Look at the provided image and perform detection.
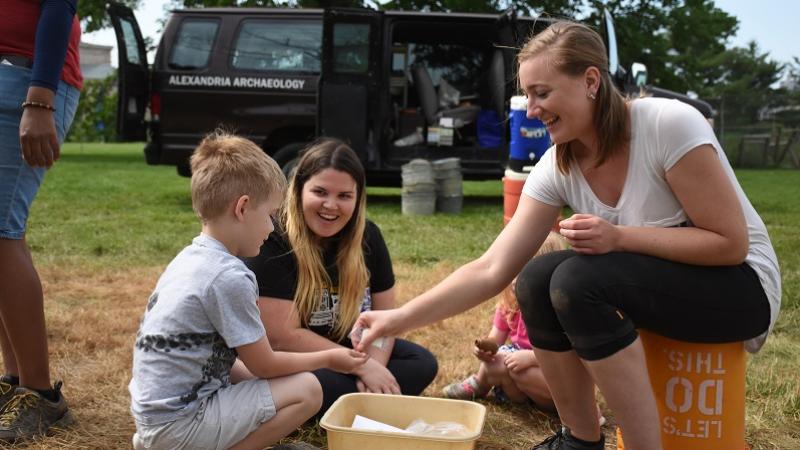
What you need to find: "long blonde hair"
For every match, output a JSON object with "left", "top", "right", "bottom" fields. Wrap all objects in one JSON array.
[
  {"left": 500, "top": 232, "right": 567, "bottom": 323},
  {"left": 517, "top": 21, "right": 630, "bottom": 175},
  {"left": 281, "top": 138, "right": 368, "bottom": 341}
]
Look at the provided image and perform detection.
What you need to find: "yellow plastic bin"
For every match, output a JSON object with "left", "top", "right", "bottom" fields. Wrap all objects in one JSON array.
[{"left": 320, "top": 393, "right": 486, "bottom": 450}]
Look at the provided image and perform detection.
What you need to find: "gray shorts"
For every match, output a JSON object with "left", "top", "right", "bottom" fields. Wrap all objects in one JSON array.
[{"left": 133, "top": 379, "right": 276, "bottom": 450}]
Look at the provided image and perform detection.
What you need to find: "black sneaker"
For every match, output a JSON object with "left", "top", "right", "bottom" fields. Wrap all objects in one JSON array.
[
  {"left": 0, "top": 376, "right": 17, "bottom": 412},
  {"left": 0, "top": 381, "right": 74, "bottom": 442},
  {"left": 531, "top": 426, "right": 605, "bottom": 450}
]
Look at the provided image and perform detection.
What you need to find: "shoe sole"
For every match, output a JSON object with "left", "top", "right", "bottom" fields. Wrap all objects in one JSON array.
[{"left": 0, "top": 410, "right": 75, "bottom": 443}]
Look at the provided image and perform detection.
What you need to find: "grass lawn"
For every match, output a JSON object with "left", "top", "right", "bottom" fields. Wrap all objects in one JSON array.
[{"left": 6, "top": 142, "right": 798, "bottom": 449}]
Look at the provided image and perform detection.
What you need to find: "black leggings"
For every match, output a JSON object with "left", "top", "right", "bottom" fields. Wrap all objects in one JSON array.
[
  {"left": 516, "top": 250, "right": 770, "bottom": 361},
  {"left": 312, "top": 338, "right": 438, "bottom": 417}
]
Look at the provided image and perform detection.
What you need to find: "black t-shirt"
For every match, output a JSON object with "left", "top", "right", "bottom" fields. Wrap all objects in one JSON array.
[{"left": 244, "top": 220, "right": 395, "bottom": 341}]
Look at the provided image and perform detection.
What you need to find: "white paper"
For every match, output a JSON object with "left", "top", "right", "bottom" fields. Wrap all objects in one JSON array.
[
  {"left": 351, "top": 415, "right": 410, "bottom": 433},
  {"left": 361, "top": 328, "right": 385, "bottom": 349}
]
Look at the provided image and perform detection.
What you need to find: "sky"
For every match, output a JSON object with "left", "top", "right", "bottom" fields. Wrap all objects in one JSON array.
[{"left": 84, "top": 0, "right": 798, "bottom": 70}]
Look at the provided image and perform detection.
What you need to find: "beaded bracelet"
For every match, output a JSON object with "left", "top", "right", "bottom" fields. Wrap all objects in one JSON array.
[{"left": 21, "top": 101, "right": 56, "bottom": 112}]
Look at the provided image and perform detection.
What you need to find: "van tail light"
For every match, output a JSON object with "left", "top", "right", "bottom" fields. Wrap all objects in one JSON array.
[{"left": 150, "top": 92, "right": 161, "bottom": 120}]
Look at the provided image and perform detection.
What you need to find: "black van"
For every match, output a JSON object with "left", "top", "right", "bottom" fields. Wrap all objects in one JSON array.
[{"left": 108, "top": 4, "right": 713, "bottom": 183}]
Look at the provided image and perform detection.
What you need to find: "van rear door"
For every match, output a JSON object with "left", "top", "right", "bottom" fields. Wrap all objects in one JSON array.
[
  {"left": 107, "top": 2, "right": 149, "bottom": 141},
  {"left": 319, "top": 8, "right": 383, "bottom": 164}
]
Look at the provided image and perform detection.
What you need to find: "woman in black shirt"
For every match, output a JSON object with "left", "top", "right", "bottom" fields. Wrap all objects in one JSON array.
[{"left": 245, "top": 139, "right": 437, "bottom": 416}]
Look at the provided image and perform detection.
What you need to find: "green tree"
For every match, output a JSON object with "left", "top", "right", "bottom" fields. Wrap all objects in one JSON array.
[
  {"left": 708, "top": 42, "right": 784, "bottom": 125},
  {"left": 79, "top": 0, "right": 140, "bottom": 33},
  {"left": 67, "top": 73, "right": 118, "bottom": 142},
  {"left": 379, "top": 0, "right": 584, "bottom": 17},
  {"left": 583, "top": 0, "right": 739, "bottom": 94}
]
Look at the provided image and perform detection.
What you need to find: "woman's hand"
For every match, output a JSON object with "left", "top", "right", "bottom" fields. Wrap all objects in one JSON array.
[
  {"left": 325, "top": 348, "right": 369, "bottom": 374},
  {"left": 503, "top": 350, "right": 538, "bottom": 373},
  {"left": 351, "top": 309, "right": 405, "bottom": 352},
  {"left": 558, "top": 214, "right": 621, "bottom": 254},
  {"left": 354, "top": 359, "right": 401, "bottom": 394},
  {"left": 19, "top": 104, "right": 59, "bottom": 168},
  {"left": 20, "top": 87, "right": 60, "bottom": 168}
]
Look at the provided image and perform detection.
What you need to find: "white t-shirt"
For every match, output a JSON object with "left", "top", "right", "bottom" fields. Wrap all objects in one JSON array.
[{"left": 523, "top": 97, "right": 780, "bottom": 353}]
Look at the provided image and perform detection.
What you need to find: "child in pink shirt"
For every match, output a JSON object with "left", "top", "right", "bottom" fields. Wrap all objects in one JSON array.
[{"left": 443, "top": 232, "right": 605, "bottom": 425}]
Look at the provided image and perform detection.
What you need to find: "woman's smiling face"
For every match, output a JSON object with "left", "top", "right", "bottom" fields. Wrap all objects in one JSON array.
[
  {"left": 518, "top": 54, "right": 597, "bottom": 146},
  {"left": 301, "top": 168, "right": 358, "bottom": 239}
]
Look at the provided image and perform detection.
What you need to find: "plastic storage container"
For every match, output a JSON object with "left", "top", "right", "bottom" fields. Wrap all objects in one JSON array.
[
  {"left": 321, "top": 393, "right": 486, "bottom": 450},
  {"left": 509, "top": 95, "right": 551, "bottom": 172}
]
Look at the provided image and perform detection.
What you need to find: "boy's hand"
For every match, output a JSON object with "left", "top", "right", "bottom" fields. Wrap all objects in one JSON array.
[{"left": 327, "top": 348, "right": 369, "bottom": 374}]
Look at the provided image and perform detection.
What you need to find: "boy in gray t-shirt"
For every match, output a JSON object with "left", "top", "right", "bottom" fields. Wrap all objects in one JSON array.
[{"left": 130, "top": 132, "right": 368, "bottom": 450}]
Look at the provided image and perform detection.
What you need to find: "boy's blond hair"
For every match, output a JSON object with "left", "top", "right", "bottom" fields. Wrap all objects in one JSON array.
[
  {"left": 500, "top": 231, "right": 568, "bottom": 322},
  {"left": 190, "top": 130, "right": 285, "bottom": 220}
]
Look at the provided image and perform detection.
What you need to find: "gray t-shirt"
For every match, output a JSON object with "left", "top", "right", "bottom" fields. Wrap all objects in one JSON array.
[{"left": 129, "top": 234, "right": 266, "bottom": 425}]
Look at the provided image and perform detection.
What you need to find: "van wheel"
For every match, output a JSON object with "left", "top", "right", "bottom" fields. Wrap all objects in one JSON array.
[
  {"left": 176, "top": 163, "right": 191, "bottom": 177},
  {"left": 273, "top": 143, "right": 305, "bottom": 180}
]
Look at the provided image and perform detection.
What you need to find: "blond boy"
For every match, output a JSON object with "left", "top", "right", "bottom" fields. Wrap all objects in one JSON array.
[{"left": 129, "top": 132, "right": 367, "bottom": 450}]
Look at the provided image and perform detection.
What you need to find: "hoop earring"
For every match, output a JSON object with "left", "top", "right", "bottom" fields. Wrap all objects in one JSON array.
[{"left": 587, "top": 92, "right": 596, "bottom": 100}]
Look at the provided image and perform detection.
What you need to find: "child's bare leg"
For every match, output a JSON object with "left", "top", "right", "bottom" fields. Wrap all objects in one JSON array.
[
  {"left": 473, "top": 359, "right": 499, "bottom": 389},
  {"left": 229, "top": 372, "right": 322, "bottom": 450},
  {"left": 230, "top": 359, "right": 255, "bottom": 383},
  {"left": 508, "top": 366, "right": 555, "bottom": 410},
  {"left": 481, "top": 355, "right": 530, "bottom": 403}
]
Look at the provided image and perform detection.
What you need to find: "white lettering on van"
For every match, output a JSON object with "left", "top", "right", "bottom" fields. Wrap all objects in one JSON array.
[
  {"left": 232, "top": 77, "right": 306, "bottom": 90},
  {"left": 168, "top": 75, "right": 306, "bottom": 90}
]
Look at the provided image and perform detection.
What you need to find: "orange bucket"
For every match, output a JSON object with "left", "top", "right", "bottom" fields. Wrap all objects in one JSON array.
[
  {"left": 616, "top": 330, "right": 748, "bottom": 450},
  {"left": 502, "top": 173, "right": 526, "bottom": 225}
]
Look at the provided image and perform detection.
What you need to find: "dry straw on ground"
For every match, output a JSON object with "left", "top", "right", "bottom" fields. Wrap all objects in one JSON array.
[{"left": 0, "top": 262, "right": 620, "bottom": 449}]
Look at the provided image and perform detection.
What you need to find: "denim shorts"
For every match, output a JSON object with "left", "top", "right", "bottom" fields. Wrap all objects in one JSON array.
[{"left": 0, "top": 64, "right": 80, "bottom": 239}]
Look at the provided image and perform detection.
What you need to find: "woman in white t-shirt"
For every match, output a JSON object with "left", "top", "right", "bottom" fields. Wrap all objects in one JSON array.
[{"left": 351, "top": 21, "right": 780, "bottom": 450}]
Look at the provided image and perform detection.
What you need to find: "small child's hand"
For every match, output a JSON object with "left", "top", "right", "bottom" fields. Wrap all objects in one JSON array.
[
  {"left": 328, "top": 348, "right": 369, "bottom": 374},
  {"left": 472, "top": 346, "right": 496, "bottom": 363},
  {"left": 503, "top": 350, "right": 537, "bottom": 373}
]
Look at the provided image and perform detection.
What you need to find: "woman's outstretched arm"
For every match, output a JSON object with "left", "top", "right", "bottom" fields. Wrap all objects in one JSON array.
[{"left": 354, "top": 197, "right": 560, "bottom": 350}]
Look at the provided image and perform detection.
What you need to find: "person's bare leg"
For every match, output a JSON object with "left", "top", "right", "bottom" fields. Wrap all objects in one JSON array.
[
  {"left": 508, "top": 365, "right": 555, "bottom": 410},
  {"left": 475, "top": 357, "right": 505, "bottom": 388},
  {"left": 0, "top": 238, "right": 50, "bottom": 390},
  {"left": 230, "top": 359, "right": 255, "bottom": 383},
  {"left": 584, "top": 338, "right": 662, "bottom": 450},
  {"left": 0, "top": 320, "right": 19, "bottom": 378},
  {"left": 533, "top": 348, "right": 599, "bottom": 442},
  {"left": 480, "top": 355, "right": 530, "bottom": 403},
  {"left": 229, "top": 372, "right": 322, "bottom": 450}
]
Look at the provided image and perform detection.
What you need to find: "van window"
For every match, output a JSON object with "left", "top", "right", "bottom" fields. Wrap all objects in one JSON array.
[
  {"left": 169, "top": 19, "right": 219, "bottom": 70},
  {"left": 332, "top": 23, "right": 369, "bottom": 74},
  {"left": 119, "top": 18, "right": 141, "bottom": 65},
  {"left": 232, "top": 20, "right": 322, "bottom": 73}
]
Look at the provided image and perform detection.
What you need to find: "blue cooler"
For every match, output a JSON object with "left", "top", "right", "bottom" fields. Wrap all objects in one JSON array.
[{"left": 508, "top": 95, "right": 551, "bottom": 172}]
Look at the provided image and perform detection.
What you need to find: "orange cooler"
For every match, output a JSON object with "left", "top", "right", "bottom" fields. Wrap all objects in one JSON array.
[{"left": 617, "top": 330, "right": 748, "bottom": 450}]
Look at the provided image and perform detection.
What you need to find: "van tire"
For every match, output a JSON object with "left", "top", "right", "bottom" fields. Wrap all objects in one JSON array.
[
  {"left": 177, "top": 162, "right": 191, "bottom": 177},
  {"left": 273, "top": 143, "right": 305, "bottom": 179}
]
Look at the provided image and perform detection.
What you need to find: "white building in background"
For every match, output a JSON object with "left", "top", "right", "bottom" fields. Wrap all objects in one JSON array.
[{"left": 79, "top": 42, "right": 114, "bottom": 80}]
